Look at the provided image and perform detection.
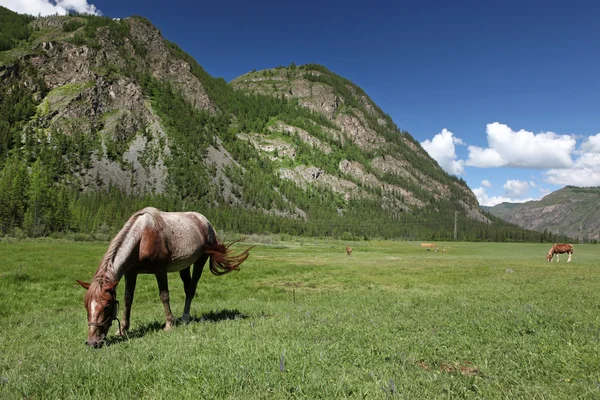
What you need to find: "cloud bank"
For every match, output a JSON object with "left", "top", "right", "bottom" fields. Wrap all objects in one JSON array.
[
  {"left": 0, "top": 0, "right": 100, "bottom": 16},
  {"left": 466, "top": 122, "right": 576, "bottom": 169},
  {"left": 544, "top": 132, "right": 600, "bottom": 185},
  {"left": 422, "top": 123, "right": 600, "bottom": 188},
  {"left": 474, "top": 179, "right": 537, "bottom": 207},
  {"left": 420, "top": 128, "right": 464, "bottom": 175}
]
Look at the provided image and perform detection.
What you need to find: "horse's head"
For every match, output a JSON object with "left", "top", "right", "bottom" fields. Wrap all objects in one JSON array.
[
  {"left": 547, "top": 249, "right": 554, "bottom": 262},
  {"left": 76, "top": 280, "right": 118, "bottom": 347}
]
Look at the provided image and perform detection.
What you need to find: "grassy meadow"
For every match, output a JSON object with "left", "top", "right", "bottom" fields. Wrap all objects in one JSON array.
[{"left": 0, "top": 238, "right": 599, "bottom": 399}]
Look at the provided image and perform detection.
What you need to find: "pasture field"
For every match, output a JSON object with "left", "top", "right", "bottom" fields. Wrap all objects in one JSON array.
[{"left": 1, "top": 239, "right": 599, "bottom": 399}]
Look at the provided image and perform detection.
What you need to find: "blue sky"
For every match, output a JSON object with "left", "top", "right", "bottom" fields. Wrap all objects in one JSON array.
[{"left": 4, "top": 0, "right": 600, "bottom": 206}]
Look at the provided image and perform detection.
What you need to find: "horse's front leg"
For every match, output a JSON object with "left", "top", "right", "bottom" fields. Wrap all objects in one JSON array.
[
  {"left": 556, "top": 253, "right": 560, "bottom": 262},
  {"left": 119, "top": 271, "right": 138, "bottom": 335},
  {"left": 155, "top": 270, "right": 175, "bottom": 331},
  {"left": 568, "top": 252, "right": 572, "bottom": 262}
]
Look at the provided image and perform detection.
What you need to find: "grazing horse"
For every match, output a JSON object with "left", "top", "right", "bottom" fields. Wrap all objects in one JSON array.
[
  {"left": 346, "top": 246, "right": 352, "bottom": 257},
  {"left": 76, "top": 207, "right": 252, "bottom": 347},
  {"left": 547, "top": 243, "right": 573, "bottom": 263}
]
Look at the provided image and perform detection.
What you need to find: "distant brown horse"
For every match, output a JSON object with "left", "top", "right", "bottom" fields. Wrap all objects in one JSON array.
[
  {"left": 77, "top": 207, "right": 252, "bottom": 347},
  {"left": 346, "top": 246, "right": 352, "bottom": 257},
  {"left": 547, "top": 243, "right": 573, "bottom": 262}
]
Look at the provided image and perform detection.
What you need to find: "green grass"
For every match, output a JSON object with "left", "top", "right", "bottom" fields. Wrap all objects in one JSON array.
[{"left": 1, "top": 239, "right": 599, "bottom": 399}]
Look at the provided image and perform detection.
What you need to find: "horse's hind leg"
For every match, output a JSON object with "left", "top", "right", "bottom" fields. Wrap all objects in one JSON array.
[
  {"left": 119, "top": 271, "right": 138, "bottom": 335},
  {"left": 180, "top": 255, "right": 208, "bottom": 322},
  {"left": 155, "top": 270, "right": 175, "bottom": 330}
]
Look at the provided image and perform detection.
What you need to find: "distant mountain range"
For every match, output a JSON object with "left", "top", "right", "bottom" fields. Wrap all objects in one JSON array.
[{"left": 483, "top": 186, "right": 600, "bottom": 241}]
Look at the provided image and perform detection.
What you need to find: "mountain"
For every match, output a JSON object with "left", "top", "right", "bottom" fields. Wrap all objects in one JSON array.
[
  {"left": 480, "top": 202, "right": 520, "bottom": 219},
  {"left": 0, "top": 8, "right": 563, "bottom": 242},
  {"left": 485, "top": 186, "right": 600, "bottom": 241}
]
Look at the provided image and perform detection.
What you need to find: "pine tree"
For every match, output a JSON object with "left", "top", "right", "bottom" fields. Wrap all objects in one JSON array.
[
  {"left": 24, "top": 159, "right": 51, "bottom": 237},
  {"left": 0, "top": 155, "right": 29, "bottom": 234}
]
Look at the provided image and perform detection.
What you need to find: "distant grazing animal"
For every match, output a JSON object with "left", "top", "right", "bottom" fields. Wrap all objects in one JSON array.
[
  {"left": 76, "top": 207, "right": 252, "bottom": 347},
  {"left": 346, "top": 246, "right": 352, "bottom": 257},
  {"left": 547, "top": 243, "right": 573, "bottom": 263},
  {"left": 420, "top": 243, "right": 437, "bottom": 249}
]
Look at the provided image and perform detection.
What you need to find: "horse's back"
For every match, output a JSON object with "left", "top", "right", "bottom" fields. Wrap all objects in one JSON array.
[
  {"left": 553, "top": 243, "right": 573, "bottom": 253},
  {"left": 137, "top": 209, "right": 213, "bottom": 271}
]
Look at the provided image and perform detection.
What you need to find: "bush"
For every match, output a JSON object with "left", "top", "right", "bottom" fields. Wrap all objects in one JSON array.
[{"left": 341, "top": 231, "right": 353, "bottom": 241}]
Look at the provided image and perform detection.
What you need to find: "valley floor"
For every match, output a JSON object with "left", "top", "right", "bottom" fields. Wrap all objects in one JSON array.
[{"left": 1, "top": 239, "right": 599, "bottom": 398}]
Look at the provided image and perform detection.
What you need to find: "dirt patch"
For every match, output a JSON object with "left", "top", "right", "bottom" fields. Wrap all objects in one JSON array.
[
  {"left": 416, "top": 360, "right": 481, "bottom": 377},
  {"left": 260, "top": 280, "right": 345, "bottom": 292}
]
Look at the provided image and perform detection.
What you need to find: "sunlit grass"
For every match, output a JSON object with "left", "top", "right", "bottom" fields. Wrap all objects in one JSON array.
[{"left": 1, "top": 239, "right": 599, "bottom": 398}]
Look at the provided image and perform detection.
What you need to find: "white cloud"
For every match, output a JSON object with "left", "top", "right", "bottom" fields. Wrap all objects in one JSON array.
[
  {"left": 421, "top": 128, "right": 465, "bottom": 176},
  {"left": 581, "top": 133, "right": 600, "bottom": 153},
  {"left": 503, "top": 179, "right": 531, "bottom": 198},
  {"left": 473, "top": 187, "right": 512, "bottom": 207},
  {"left": 474, "top": 186, "right": 536, "bottom": 207},
  {"left": 544, "top": 166, "right": 600, "bottom": 186},
  {"left": 543, "top": 134, "right": 600, "bottom": 185},
  {"left": 466, "top": 122, "right": 576, "bottom": 169},
  {"left": 481, "top": 179, "right": 492, "bottom": 187},
  {"left": 0, "top": 0, "right": 100, "bottom": 16},
  {"left": 466, "top": 146, "right": 505, "bottom": 168}
]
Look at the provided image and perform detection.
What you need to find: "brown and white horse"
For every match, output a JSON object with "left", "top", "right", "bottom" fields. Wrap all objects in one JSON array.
[
  {"left": 77, "top": 207, "right": 251, "bottom": 347},
  {"left": 547, "top": 243, "right": 573, "bottom": 263},
  {"left": 346, "top": 246, "right": 352, "bottom": 257}
]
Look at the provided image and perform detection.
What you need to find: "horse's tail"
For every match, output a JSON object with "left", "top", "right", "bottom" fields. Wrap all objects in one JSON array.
[{"left": 204, "top": 238, "right": 253, "bottom": 276}]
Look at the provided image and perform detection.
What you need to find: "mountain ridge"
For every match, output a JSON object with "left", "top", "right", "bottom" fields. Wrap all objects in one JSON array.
[
  {"left": 0, "top": 8, "right": 565, "bottom": 242},
  {"left": 485, "top": 186, "right": 600, "bottom": 241}
]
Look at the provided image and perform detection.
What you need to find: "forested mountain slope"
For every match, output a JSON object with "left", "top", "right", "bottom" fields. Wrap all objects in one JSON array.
[{"left": 0, "top": 8, "right": 567, "bottom": 242}]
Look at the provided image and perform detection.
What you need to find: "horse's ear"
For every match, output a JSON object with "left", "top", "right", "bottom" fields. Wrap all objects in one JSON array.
[{"left": 76, "top": 280, "right": 91, "bottom": 289}]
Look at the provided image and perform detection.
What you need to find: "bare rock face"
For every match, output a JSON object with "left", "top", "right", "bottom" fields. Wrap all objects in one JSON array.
[
  {"left": 204, "top": 138, "right": 242, "bottom": 205},
  {"left": 237, "top": 133, "right": 297, "bottom": 161},
  {"left": 278, "top": 166, "right": 363, "bottom": 200},
  {"left": 127, "top": 18, "right": 215, "bottom": 113},
  {"left": 339, "top": 160, "right": 423, "bottom": 208},
  {"left": 335, "top": 112, "right": 386, "bottom": 151},
  {"left": 268, "top": 122, "right": 332, "bottom": 154},
  {"left": 297, "top": 84, "right": 339, "bottom": 119},
  {"left": 80, "top": 99, "right": 170, "bottom": 194}
]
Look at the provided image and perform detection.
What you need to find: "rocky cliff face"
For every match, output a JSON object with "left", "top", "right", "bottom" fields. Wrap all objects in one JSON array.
[{"left": 485, "top": 186, "right": 600, "bottom": 240}]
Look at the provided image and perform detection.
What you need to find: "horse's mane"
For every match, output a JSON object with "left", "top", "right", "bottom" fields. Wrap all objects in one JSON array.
[{"left": 93, "top": 209, "right": 152, "bottom": 286}]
